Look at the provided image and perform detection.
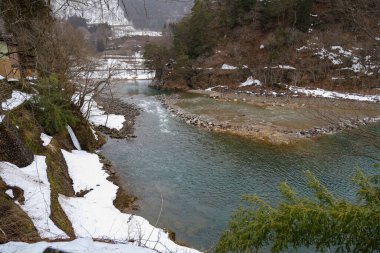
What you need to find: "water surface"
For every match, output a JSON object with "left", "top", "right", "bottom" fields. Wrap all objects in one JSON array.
[{"left": 101, "top": 80, "right": 380, "bottom": 251}]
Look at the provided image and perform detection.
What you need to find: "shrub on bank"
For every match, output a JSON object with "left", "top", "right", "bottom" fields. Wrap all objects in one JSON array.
[{"left": 30, "top": 75, "right": 78, "bottom": 135}]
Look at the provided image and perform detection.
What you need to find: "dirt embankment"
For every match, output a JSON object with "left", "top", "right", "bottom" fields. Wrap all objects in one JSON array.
[{"left": 158, "top": 92, "right": 380, "bottom": 145}]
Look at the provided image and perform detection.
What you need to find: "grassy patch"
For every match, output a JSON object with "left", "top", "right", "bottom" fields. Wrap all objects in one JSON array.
[
  {"left": 113, "top": 188, "right": 138, "bottom": 212},
  {"left": 45, "top": 141, "right": 75, "bottom": 238},
  {"left": 6, "top": 107, "right": 43, "bottom": 155}
]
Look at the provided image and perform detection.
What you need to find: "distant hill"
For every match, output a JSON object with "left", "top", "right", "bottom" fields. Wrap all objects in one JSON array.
[
  {"left": 121, "top": 0, "right": 193, "bottom": 31},
  {"left": 53, "top": 0, "right": 131, "bottom": 26}
]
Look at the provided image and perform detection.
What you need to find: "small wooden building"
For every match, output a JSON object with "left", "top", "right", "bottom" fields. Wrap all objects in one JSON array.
[{"left": 0, "top": 17, "right": 21, "bottom": 80}]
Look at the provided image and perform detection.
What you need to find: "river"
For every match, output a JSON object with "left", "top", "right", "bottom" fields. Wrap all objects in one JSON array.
[{"left": 101, "top": 80, "right": 380, "bottom": 251}]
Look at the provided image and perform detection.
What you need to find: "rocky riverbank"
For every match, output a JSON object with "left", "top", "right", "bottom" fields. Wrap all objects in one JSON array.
[
  {"left": 94, "top": 95, "right": 140, "bottom": 139},
  {"left": 157, "top": 92, "right": 380, "bottom": 145}
]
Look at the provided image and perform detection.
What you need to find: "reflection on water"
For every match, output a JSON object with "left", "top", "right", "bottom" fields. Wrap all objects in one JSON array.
[{"left": 101, "top": 80, "right": 380, "bottom": 251}]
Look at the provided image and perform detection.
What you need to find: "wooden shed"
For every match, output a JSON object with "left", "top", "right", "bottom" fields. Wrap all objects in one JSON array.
[{"left": 0, "top": 17, "right": 21, "bottom": 81}]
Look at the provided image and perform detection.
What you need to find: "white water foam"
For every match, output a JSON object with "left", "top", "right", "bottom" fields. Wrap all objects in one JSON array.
[{"left": 137, "top": 99, "right": 171, "bottom": 134}]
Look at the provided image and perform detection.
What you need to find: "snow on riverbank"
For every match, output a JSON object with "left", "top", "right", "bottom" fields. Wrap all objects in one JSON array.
[
  {"left": 289, "top": 86, "right": 380, "bottom": 103},
  {"left": 60, "top": 149, "right": 199, "bottom": 253},
  {"left": 72, "top": 93, "right": 125, "bottom": 130},
  {"left": 0, "top": 156, "right": 68, "bottom": 239},
  {"left": 1, "top": 91, "right": 32, "bottom": 111},
  {"left": 0, "top": 238, "right": 156, "bottom": 253}
]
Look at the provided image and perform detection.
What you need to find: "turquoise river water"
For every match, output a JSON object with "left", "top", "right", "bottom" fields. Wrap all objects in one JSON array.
[{"left": 101, "top": 80, "right": 380, "bottom": 252}]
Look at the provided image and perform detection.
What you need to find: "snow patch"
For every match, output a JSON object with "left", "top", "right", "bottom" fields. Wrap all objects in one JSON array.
[
  {"left": 289, "top": 86, "right": 380, "bottom": 103},
  {"left": 91, "top": 128, "right": 99, "bottom": 141},
  {"left": 5, "top": 189, "right": 14, "bottom": 198},
  {"left": 125, "top": 30, "right": 162, "bottom": 37},
  {"left": 40, "top": 133, "right": 53, "bottom": 146},
  {"left": 7, "top": 78, "right": 19, "bottom": 82},
  {"left": 239, "top": 76, "right": 262, "bottom": 87},
  {"left": 26, "top": 76, "right": 37, "bottom": 81},
  {"left": 205, "top": 85, "right": 227, "bottom": 91},
  {"left": 72, "top": 93, "right": 125, "bottom": 131},
  {"left": 265, "top": 65, "right": 297, "bottom": 70},
  {"left": 310, "top": 45, "right": 378, "bottom": 75},
  {"left": 67, "top": 125, "right": 82, "bottom": 150},
  {"left": 221, "top": 64, "right": 238, "bottom": 70},
  {"left": 297, "top": 46, "right": 308, "bottom": 51},
  {"left": 0, "top": 156, "right": 68, "bottom": 239},
  {"left": 1, "top": 91, "right": 32, "bottom": 111}
]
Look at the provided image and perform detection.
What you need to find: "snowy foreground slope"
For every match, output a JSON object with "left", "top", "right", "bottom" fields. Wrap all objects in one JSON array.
[
  {"left": 0, "top": 238, "right": 156, "bottom": 253},
  {"left": 0, "top": 156, "right": 68, "bottom": 240},
  {"left": 0, "top": 133, "right": 200, "bottom": 252}
]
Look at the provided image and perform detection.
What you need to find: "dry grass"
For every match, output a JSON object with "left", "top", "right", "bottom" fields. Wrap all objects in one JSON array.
[
  {"left": 45, "top": 141, "right": 75, "bottom": 238},
  {"left": 0, "top": 179, "right": 40, "bottom": 243}
]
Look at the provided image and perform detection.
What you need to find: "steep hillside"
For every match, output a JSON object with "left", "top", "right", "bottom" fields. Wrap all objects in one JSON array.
[
  {"left": 147, "top": 0, "right": 380, "bottom": 94},
  {"left": 53, "top": 0, "right": 131, "bottom": 26}
]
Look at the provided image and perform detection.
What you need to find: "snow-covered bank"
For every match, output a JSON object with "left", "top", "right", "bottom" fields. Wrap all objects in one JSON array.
[
  {"left": 0, "top": 138, "right": 200, "bottom": 252},
  {"left": 60, "top": 149, "right": 199, "bottom": 253},
  {"left": 0, "top": 156, "right": 68, "bottom": 239},
  {"left": 0, "top": 116, "right": 200, "bottom": 252},
  {"left": 289, "top": 86, "right": 380, "bottom": 103},
  {"left": 1, "top": 91, "right": 32, "bottom": 111},
  {"left": 72, "top": 93, "right": 125, "bottom": 130},
  {"left": 0, "top": 238, "right": 156, "bottom": 253}
]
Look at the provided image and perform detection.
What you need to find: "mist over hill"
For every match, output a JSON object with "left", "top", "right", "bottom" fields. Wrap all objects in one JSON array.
[{"left": 121, "top": 0, "right": 193, "bottom": 31}]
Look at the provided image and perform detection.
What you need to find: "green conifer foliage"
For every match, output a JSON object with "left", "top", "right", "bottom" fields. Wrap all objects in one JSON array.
[{"left": 216, "top": 170, "right": 380, "bottom": 253}]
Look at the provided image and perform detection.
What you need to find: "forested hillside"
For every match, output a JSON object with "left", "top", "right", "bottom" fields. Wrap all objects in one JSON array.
[{"left": 145, "top": 0, "right": 380, "bottom": 92}]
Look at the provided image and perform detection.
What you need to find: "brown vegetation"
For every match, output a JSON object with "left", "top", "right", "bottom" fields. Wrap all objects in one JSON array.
[{"left": 146, "top": 0, "right": 380, "bottom": 94}]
